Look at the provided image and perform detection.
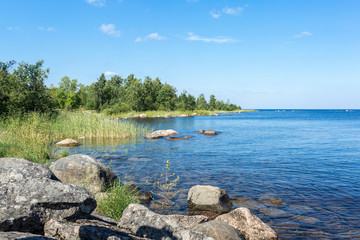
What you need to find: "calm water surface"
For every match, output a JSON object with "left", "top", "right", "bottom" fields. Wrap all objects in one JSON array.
[{"left": 70, "top": 110, "right": 360, "bottom": 239}]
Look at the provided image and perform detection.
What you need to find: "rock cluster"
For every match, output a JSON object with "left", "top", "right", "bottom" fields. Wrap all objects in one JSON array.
[{"left": 0, "top": 157, "right": 279, "bottom": 240}]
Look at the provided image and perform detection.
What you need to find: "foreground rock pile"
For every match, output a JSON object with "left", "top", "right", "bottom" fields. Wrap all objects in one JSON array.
[{"left": 0, "top": 155, "right": 279, "bottom": 240}]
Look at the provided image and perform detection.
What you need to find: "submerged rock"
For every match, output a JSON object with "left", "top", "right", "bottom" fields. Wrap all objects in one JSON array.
[
  {"left": 0, "top": 232, "right": 56, "bottom": 240},
  {"left": 55, "top": 138, "right": 79, "bottom": 147},
  {"left": 50, "top": 154, "right": 118, "bottom": 193},
  {"left": 216, "top": 207, "right": 279, "bottom": 240},
  {"left": 187, "top": 185, "right": 232, "bottom": 214},
  {"left": 144, "top": 129, "right": 179, "bottom": 139},
  {"left": 0, "top": 167, "right": 96, "bottom": 234},
  {"left": 165, "top": 136, "right": 190, "bottom": 141}
]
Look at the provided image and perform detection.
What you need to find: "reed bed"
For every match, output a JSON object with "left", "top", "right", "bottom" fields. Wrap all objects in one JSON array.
[{"left": 0, "top": 111, "right": 148, "bottom": 165}]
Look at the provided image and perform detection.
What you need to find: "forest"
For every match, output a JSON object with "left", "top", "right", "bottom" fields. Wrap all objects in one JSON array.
[{"left": 0, "top": 60, "right": 240, "bottom": 116}]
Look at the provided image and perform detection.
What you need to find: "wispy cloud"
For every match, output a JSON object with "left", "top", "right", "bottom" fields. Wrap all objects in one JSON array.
[
  {"left": 6, "top": 26, "right": 20, "bottom": 31},
  {"left": 38, "top": 27, "right": 55, "bottom": 32},
  {"left": 293, "top": 31, "right": 312, "bottom": 38},
  {"left": 99, "top": 24, "right": 121, "bottom": 37},
  {"left": 105, "top": 71, "right": 117, "bottom": 77},
  {"left": 135, "top": 32, "right": 166, "bottom": 42},
  {"left": 186, "top": 32, "right": 235, "bottom": 43},
  {"left": 86, "top": 0, "right": 105, "bottom": 6},
  {"left": 210, "top": 6, "right": 243, "bottom": 18}
]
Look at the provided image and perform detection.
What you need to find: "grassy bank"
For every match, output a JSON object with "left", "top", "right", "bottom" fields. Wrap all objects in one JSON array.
[
  {"left": 0, "top": 111, "right": 148, "bottom": 165},
  {"left": 116, "top": 109, "right": 254, "bottom": 118}
]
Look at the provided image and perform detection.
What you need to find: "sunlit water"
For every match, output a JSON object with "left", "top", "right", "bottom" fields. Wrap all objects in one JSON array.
[{"left": 69, "top": 110, "right": 360, "bottom": 239}]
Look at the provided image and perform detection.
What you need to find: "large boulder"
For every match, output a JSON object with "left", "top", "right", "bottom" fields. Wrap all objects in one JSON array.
[
  {"left": 139, "top": 114, "right": 148, "bottom": 119},
  {"left": 118, "top": 204, "right": 212, "bottom": 240},
  {"left": 193, "top": 220, "right": 245, "bottom": 240},
  {"left": 55, "top": 138, "right": 79, "bottom": 147},
  {"left": 50, "top": 154, "right": 117, "bottom": 193},
  {"left": 144, "top": 129, "right": 179, "bottom": 139},
  {"left": 187, "top": 185, "right": 232, "bottom": 214},
  {"left": 216, "top": 208, "right": 279, "bottom": 240},
  {"left": 0, "top": 158, "right": 58, "bottom": 180},
  {"left": 0, "top": 167, "right": 96, "bottom": 234}
]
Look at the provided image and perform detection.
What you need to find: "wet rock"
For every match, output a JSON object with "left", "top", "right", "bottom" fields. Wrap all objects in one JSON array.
[
  {"left": 232, "top": 197, "right": 266, "bottom": 210},
  {"left": 55, "top": 138, "right": 79, "bottom": 147},
  {"left": 292, "top": 215, "right": 320, "bottom": 224},
  {"left": 0, "top": 168, "right": 96, "bottom": 234},
  {"left": 196, "top": 129, "right": 205, "bottom": 133},
  {"left": 138, "top": 191, "right": 153, "bottom": 203},
  {"left": 0, "top": 157, "right": 59, "bottom": 180},
  {"left": 139, "top": 114, "right": 147, "bottom": 119},
  {"left": 187, "top": 185, "right": 232, "bottom": 214},
  {"left": 193, "top": 220, "right": 245, "bottom": 240},
  {"left": 0, "top": 231, "right": 56, "bottom": 239},
  {"left": 216, "top": 207, "right": 279, "bottom": 240},
  {"left": 204, "top": 129, "right": 218, "bottom": 136},
  {"left": 259, "top": 194, "right": 283, "bottom": 206},
  {"left": 287, "top": 205, "right": 314, "bottom": 214},
  {"left": 144, "top": 129, "right": 179, "bottom": 139},
  {"left": 50, "top": 154, "right": 118, "bottom": 193},
  {"left": 184, "top": 136, "right": 193, "bottom": 139},
  {"left": 118, "top": 204, "right": 210, "bottom": 240},
  {"left": 260, "top": 208, "right": 290, "bottom": 217},
  {"left": 165, "top": 137, "right": 188, "bottom": 141}
]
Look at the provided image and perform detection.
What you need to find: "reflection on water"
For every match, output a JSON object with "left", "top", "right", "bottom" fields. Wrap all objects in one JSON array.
[{"left": 68, "top": 110, "right": 360, "bottom": 239}]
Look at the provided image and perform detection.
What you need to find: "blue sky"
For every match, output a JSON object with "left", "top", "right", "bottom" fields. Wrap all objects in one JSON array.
[{"left": 1, "top": 0, "right": 359, "bottom": 109}]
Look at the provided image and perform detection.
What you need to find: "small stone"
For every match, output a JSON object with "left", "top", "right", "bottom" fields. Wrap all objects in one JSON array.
[{"left": 204, "top": 129, "right": 218, "bottom": 135}]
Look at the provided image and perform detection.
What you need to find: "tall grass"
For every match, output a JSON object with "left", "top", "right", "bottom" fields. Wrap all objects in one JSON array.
[
  {"left": 96, "top": 181, "right": 140, "bottom": 220},
  {"left": 0, "top": 111, "right": 148, "bottom": 165}
]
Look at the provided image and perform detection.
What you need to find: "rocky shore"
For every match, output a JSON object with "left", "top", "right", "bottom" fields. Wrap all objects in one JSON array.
[{"left": 0, "top": 154, "right": 279, "bottom": 240}]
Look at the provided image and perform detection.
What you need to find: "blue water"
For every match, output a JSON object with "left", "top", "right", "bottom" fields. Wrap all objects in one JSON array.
[{"left": 70, "top": 110, "right": 360, "bottom": 239}]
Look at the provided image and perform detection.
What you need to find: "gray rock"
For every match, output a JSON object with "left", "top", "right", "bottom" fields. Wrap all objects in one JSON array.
[
  {"left": 0, "top": 231, "right": 56, "bottom": 240},
  {"left": 55, "top": 138, "right": 79, "bottom": 147},
  {"left": 139, "top": 114, "right": 147, "bottom": 119},
  {"left": 118, "top": 204, "right": 211, "bottom": 240},
  {"left": 204, "top": 130, "right": 218, "bottom": 136},
  {"left": 196, "top": 130, "right": 205, "bottom": 134},
  {"left": 216, "top": 208, "right": 279, "bottom": 240},
  {"left": 187, "top": 185, "right": 232, "bottom": 214},
  {"left": 0, "top": 168, "right": 96, "bottom": 234},
  {"left": 164, "top": 114, "right": 171, "bottom": 118},
  {"left": 44, "top": 218, "right": 147, "bottom": 240},
  {"left": 138, "top": 191, "right": 153, "bottom": 204},
  {"left": 50, "top": 154, "right": 117, "bottom": 193},
  {"left": 144, "top": 129, "right": 179, "bottom": 139},
  {"left": 193, "top": 220, "right": 245, "bottom": 240},
  {"left": 0, "top": 158, "right": 58, "bottom": 180},
  {"left": 180, "top": 114, "right": 189, "bottom": 118}
]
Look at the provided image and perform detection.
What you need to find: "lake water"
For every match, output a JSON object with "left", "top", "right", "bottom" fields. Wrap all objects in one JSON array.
[{"left": 69, "top": 110, "right": 360, "bottom": 239}]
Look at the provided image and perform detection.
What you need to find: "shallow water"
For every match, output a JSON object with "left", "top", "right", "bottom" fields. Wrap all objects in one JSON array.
[{"left": 69, "top": 110, "right": 360, "bottom": 239}]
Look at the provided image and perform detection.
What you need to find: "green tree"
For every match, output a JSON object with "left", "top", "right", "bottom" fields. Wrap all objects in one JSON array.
[
  {"left": 209, "top": 94, "right": 216, "bottom": 110},
  {"left": 0, "top": 60, "right": 15, "bottom": 114},
  {"left": 95, "top": 73, "right": 107, "bottom": 109},
  {"left": 196, "top": 94, "right": 207, "bottom": 110}
]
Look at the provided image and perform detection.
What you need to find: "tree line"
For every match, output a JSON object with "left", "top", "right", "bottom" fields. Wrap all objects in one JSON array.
[{"left": 0, "top": 60, "right": 240, "bottom": 116}]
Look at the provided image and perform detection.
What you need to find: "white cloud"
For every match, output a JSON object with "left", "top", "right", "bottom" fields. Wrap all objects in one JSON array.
[
  {"left": 86, "top": 0, "right": 105, "bottom": 6},
  {"left": 6, "top": 27, "right": 20, "bottom": 31},
  {"left": 186, "top": 32, "right": 235, "bottom": 43},
  {"left": 99, "top": 24, "right": 121, "bottom": 37},
  {"left": 105, "top": 71, "right": 117, "bottom": 77},
  {"left": 293, "top": 31, "right": 312, "bottom": 38},
  {"left": 135, "top": 32, "right": 166, "bottom": 42},
  {"left": 210, "top": 6, "right": 243, "bottom": 18},
  {"left": 38, "top": 27, "right": 55, "bottom": 32},
  {"left": 209, "top": 11, "right": 222, "bottom": 19}
]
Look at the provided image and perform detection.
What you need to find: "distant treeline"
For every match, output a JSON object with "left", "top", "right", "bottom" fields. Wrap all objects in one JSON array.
[{"left": 0, "top": 60, "right": 240, "bottom": 115}]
